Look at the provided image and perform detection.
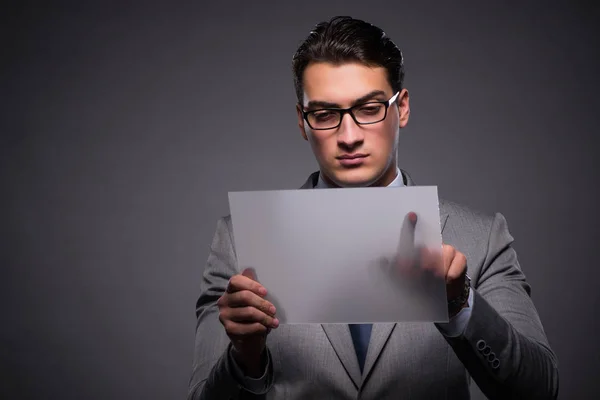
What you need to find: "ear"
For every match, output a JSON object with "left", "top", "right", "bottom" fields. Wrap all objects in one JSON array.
[
  {"left": 397, "top": 88, "right": 410, "bottom": 128},
  {"left": 296, "top": 103, "right": 309, "bottom": 141}
]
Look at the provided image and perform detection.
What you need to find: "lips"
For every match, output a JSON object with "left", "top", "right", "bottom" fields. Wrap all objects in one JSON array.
[
  {"left": 337, "top": 154, "right": 368, "bottom": 166},
  {"left": 337, "top": 154, "right": 368, "bottom": 160}
]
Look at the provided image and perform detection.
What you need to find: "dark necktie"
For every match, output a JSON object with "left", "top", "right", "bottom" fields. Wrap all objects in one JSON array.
[{"left": 349, "top": 323, "right": 372, "bottom": 372}]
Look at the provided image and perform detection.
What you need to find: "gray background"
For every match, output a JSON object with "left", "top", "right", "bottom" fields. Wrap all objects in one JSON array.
[{"left": 2, "top": 1, "right": 598, "bottom": 399}]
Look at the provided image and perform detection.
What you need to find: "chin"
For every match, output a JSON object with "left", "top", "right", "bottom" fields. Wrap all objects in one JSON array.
[{"left": 329, "top": 167, "right": 383, "bottom": 188}]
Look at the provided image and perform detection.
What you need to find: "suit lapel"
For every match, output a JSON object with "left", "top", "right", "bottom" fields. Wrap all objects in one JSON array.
[
  {"left": 300, "top": 170, "right": 451, "bottom": 387},
  {"left": 361, "top": 323, "right": 397, "bottom": 380},
  {"left": 299, "top": 171, "right": 319, "bottom": 189},
  {"left": 320, "top": 324, "right": 362, "bottom": 389}
]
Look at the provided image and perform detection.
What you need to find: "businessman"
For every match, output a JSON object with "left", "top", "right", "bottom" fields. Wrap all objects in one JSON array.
[{"left": 188, "top": 16, "right": 559, "bottom": 399}]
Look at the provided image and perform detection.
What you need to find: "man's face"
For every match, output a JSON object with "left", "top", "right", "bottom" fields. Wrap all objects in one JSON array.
[{"left": 297, "top": 62, "right": 410, "bottom": 187}]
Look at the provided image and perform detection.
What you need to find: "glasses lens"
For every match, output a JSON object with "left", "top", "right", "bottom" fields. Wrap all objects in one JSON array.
[
  {"left": 353, "top": 103, "right": 386, "bottom": 124},
  {"left": 307, "top": 110, "right": 341, "bottom": 129}
]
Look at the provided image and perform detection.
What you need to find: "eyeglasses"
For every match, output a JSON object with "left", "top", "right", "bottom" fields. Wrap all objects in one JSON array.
[{"left": 301, "top": 92, "right": 400, "bottom": 130}]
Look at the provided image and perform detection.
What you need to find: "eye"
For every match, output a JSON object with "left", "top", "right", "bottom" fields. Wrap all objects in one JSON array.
[
  {"left": 357, "top": 105, "right": 383, "bottom": 115},
  {"left": 312, "top": 110, "right": 337, "bottom": 121}
]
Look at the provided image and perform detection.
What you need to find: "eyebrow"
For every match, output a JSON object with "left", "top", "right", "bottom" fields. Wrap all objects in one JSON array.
[{"left": 305, "top": 90, "right": 388, "bottom": 110}]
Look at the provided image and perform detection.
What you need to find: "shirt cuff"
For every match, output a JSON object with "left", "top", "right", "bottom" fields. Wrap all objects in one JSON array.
[
  {"left": 227, "top": 344, "right": 271, "bottom": 394},
  {"left": 436, "top": 288, "right": 474, "bottom": 337}
]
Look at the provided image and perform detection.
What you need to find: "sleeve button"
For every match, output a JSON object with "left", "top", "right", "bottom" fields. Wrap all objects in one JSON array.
[{"left": 491, "top": 358, "right": 500, "bottom": 369}]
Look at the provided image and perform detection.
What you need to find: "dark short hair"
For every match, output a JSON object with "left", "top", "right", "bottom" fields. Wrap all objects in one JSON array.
[{"left": 292, "top": 16, "right": 405, "bottom": 104}]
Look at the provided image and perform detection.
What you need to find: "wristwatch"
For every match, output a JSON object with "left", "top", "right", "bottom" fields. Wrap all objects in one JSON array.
[{"left": 448, "top": 274, "right": 471, "bottom": 316}]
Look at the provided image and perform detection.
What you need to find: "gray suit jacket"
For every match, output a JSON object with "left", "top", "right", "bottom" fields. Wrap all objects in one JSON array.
[{"left": 188, "top": 170, "right": 559, "bottom": 399}]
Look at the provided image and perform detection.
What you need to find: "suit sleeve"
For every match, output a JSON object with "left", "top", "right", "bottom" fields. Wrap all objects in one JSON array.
[
  {"left": 441, "top": 212, "right": 559, "bottom": 399},
  {"left": 187, "top": 217, "right": 274, "bottom": 400}
]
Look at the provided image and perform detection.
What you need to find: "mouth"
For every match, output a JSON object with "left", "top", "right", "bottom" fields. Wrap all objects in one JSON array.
[{"left": 336, "top": 153, "right": 369, "bottom": 167}]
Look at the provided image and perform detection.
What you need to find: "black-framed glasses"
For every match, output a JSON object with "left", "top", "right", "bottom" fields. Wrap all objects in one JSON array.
[{"left": 302, "top": 92, "right": 400, "bottom": 130}]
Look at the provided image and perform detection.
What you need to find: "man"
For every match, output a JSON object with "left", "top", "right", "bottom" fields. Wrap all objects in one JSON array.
[{"left": 187, "top": 16, "right": 559, "bottom": 399}]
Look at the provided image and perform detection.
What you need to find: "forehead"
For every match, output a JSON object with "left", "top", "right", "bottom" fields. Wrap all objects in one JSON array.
[{"left": 302, "top": 62, "right": 391, "bottom": 106}]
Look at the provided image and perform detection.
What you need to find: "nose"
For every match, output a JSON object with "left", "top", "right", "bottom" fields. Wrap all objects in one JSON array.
[{"left": 337, "top": 112, "right": 364, "bottom": 148}]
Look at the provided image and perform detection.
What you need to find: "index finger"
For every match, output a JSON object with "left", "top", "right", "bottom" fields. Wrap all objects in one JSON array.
[
  {"left": 396, "top": 211, "right": 417, "bottom": 257},
  {"left": 227, "top": 272, "right": 268, "bottom": 296}
]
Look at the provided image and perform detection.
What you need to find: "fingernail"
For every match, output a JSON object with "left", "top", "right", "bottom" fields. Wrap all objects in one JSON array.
[
  {"left": 272, "top": 318, "right": 279, "bottom": 328},
  {"left": 259, "top": 287, "right": 267, "bottom": 296},
  {"left": 269, "top": 305, "right": 276, "bottom": 315},
  {"left": 409, "top": 212, "right": 417, "bottom": 224}
]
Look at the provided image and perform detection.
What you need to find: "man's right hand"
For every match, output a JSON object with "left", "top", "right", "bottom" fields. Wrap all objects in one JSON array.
[{"left": 217, "top": 268, "right": 279, "bottom": 377}]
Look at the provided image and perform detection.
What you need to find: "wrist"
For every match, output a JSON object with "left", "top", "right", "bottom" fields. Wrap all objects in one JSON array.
[
  {"left": 448, "top": 274, "right": 471, "bottom": 318},
  {"left": 231, "top": 346, "right": 266, "bottom": 378}
]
